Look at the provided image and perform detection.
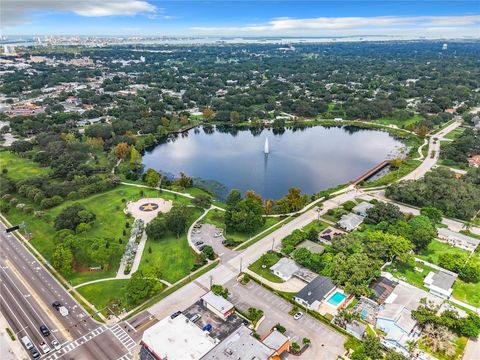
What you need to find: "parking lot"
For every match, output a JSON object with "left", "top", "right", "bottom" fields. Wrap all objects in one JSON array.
[
  {"left": 191, "top": 223, "right": 237, "bottom": 261},
  {"left": 226, "top": 279, "right": 346, "bottom": 360}
]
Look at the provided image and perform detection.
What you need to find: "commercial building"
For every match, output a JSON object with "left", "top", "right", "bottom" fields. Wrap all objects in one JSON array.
[{"left": 201, "top": 291, "right": 235, "bottom": 320}]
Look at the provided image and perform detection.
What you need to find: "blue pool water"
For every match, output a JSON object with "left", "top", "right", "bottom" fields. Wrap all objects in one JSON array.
[{"left": 327, "top": 291, "right": 347, "bottom": 307}]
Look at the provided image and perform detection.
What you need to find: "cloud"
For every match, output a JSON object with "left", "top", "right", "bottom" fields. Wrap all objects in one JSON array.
[
  {"left": 1, "top": 0, "right": 157, "bottom": 26},
  {"left": 191, "top": 15, "right": 480, "bottom": 37}
]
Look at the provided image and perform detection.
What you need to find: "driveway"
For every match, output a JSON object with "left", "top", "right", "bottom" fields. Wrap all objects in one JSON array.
[{"left": 226, "top": 279, "right": 345, "bottom": 360}]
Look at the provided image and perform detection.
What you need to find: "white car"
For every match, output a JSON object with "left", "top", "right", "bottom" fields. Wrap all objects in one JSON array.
[
  {"left": 40, "top": 342, "right": 51, "bottom": 354},
  {"left": 51, "top": 339, "right": 61, "bottom": 350},
  {"left": 293, "top": 312, "right": 304, "bottom": 320}
]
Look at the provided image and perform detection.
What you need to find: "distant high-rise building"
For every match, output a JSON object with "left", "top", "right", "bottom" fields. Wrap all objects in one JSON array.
[
  {"left": 442, "top": 43, "right": 448, "bottom": 50},
  {"left": 140, "top": 56, "right": 146, "bottom": 63}
]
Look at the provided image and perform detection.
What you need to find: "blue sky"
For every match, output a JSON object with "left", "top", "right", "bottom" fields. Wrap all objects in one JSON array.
[{"left": 2, "top": 1, "right": 479, "bottom": 38}]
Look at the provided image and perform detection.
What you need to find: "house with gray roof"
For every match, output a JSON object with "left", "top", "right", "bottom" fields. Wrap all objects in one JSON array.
[
  {"left": 352, "top": 202, "right": 375, "bottom": 217},
  {"left": 337, "top": 213, "right": 364, "bottom": 232},
  {"left": 437, "top": 228, "right": 480, "bottom": 252},
  {"left": 294, "top": 275, "right": 336, "bottom": 310},
  {"left": 346, "top": 320, "right": 366, "bottom": 339},
  {"left": 423, "top": 270, "right": 457, "bottom": 299}
]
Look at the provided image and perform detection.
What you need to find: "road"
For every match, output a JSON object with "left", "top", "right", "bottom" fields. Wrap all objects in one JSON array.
[{"left": 0, "top": 221, "right": 132, "bottom": 360}]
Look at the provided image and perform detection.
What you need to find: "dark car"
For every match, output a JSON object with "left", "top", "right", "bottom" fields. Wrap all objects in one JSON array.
[
  {"left": 170, "top": 311, "right": 182, "bottom": 319},
  {"left": 52, "top": 300, "right": 61, "bottom": 309},
  {"left": 195, "top": 241, "right": 204, "bottom": 246},
  {"left": 198, "top": 245, "right": 206, "bottom": 251},
  {"left": 30, "top": 347, "right": 40, "bottom": 359},
  {"left": 40, "top": 325, "right": 51, "bottom": 336}
]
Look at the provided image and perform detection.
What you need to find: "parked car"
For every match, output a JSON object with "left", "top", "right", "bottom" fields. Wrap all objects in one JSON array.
[
  {"left": 198, "top": 245, "right": 206, "bottom": 251},
  {"left": 213, "top": 232, "right": 223, "bottom": 238},
  {"left": 30, "top": 347, "right": 40, "bottom": 359},
  {"left": 51, "top": 339, "right": 61, "bottom": 350},
  {"left": 21, "top": 336, "right": 33, "bottom": 350},
  {"left": 202, "top": 323, "right": 212, "bottom": 332},
  {"left": 189, "top": 314, "right": 201, "bottom": 323},
  {"left": 293, "top": 312, "right": 304, "bottom": 320},
  {"left": 40, "top": 342, "right": 51, "bottom": 354},
  {"left": 170, "top": 311, "right": 182, "bottom": 319},
  {"left": 40, "top": 325, "right": 51, "bottom": 336}
]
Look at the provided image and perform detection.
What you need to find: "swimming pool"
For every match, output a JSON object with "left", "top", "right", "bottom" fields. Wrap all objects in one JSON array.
[{"left": 327, "top": 291, "right": 347, "bottom": 307}]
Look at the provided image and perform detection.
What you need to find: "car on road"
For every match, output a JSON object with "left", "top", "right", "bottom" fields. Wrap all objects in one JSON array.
[
  {"left": 195, "top": 241, "right": 204, "bottom": 246},
  {"left": 30, "top": 347, "right": 40, "bottom": 359},
  {"left": 51, "top": 339, "right": 61, "bottom": 350},
  {"left": 170, "top": 311, "right": 182, "bottom": 319},
  {"left": 40, "top": 324, "right": 51, "bottom": 336},
  {"left": 52, "top": 300, "right": 61, "bottom": 309},
  {"left": 40, "top": 342, "right": 51, "bottom": 354},
  {"left": 293, "top": 311, "right": 304, "bottom": 320},
  {"left": 21, "top": 336, "right": 33, "bottom": 350}
]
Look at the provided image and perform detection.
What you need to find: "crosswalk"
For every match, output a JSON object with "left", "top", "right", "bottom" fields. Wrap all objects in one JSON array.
[
  {"left": 44, "top": 325, "right": 108, "bottom": 360},
  {"left": 110, "top": 324, "right": 137, "bottom": 351},
  {"left": 117, "top": 353, "right": 134, "bottom": 360}
]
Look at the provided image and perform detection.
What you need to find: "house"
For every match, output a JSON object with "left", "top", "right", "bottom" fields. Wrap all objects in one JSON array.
[
  {"left": 318, "top": 226, "right": 346, "bottom": 244},
  {"left": 352, "top": 202, "right": 375, "bottom": 217},
  {"left": 294, "top": 275, "right": 336, "bottom": 310},
  {"left": 369, "top": 276, "right": 397, "bottom": 304},
  {"left": 423, "top": 270, "right": 457, "bottom": 299},
  {"left": 201, "top": 325, "right": 289, "bottom": 360},
  {"left": 346, "top": 320, "right": 366, "bottom": 339},
  {"left": 437, "top": 228, "right": 480, "bottom": 252},
  {"left": 376, "top": 283, "right": 442, "bottom": 356},
  {"left": 296, "top": 240, "right": 325, "bottom": 254},
  {"left": 201, "top": 291, "right": 235, "bottom": 320},
  {"left": 467, "top": 155, "right": 480, "bottom": 168},
  {"left": 270, "top": 258, "right": 300, "bottom": 281},
  {"left": 140, "top": 313, "right": 218, "bottom": 360},
  {"left": 337, "top": 213, "right": 364, "bottom": 231}
]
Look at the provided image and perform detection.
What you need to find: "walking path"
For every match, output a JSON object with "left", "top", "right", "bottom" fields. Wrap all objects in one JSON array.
[{"left": 244, "top": 269, "right": 306, "bottom": 292}]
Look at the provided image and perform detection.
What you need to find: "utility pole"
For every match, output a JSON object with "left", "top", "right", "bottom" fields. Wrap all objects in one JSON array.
[
  {"left": 239, "top": 257, "right": 242, "bottom": 273},
  {"left": 271, "top": 237, "right": 275, "bottom": 251}
]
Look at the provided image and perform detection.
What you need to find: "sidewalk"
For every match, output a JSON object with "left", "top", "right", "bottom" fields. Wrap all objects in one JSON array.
[
  {"left": 0, "top": 312, "right": 29, "bottom": 360},
  {"left": 244, "top": 269, "right": 305, "bottom": 292}
]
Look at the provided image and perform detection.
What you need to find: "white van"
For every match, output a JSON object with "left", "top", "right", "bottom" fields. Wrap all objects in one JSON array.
[{"left": 21, "top": 335, "right": 33, "bottom": 350}]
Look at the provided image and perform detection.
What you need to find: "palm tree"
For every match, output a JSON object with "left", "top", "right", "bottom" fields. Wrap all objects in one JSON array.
[{"left": 302, "top": 337, "right": 311, "bottom": 346}]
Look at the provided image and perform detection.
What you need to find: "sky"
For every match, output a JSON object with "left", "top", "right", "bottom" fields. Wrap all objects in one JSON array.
[{"left": 1, "top": 1, "right": 480, "bottom": 38}]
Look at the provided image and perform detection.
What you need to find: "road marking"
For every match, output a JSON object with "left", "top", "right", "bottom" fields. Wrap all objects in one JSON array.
[
  {"left": 110, "top": 324, "right": 137, "bottom": 351},
  {"left": 2, "top": 260, "right": 72, "bottom": 341},
  {"left": 0, "top": 293, "right": 28, "bottom": 335}
]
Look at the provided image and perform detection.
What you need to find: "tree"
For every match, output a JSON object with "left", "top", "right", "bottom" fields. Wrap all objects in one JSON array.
[
  {"left": 165, "top": 205, "right": 190, "bottom": 237},
  {"left": 145, "top": 168, "right": 161, "bottom": 188},
  {"left": 407, "top": 215, "right": 437, "bottom": 250},
  {"left": 226, "top": 189, "right": 242, "bottom": 206},
  {"left": 275, "top": 187, "right": 308, "bottom": 213},
  {"left": 420, "top": 206, "right": 443, "bottom": 224},
  {"left": 54, "top": 204, "right": 96, "bottom": 231},
  {"left": 211, "top": 284, "right": 228, "bottom": 298},
  {"left": 11, "top": 140, "right": 33, "bottom": 153},
  {"left": 365, "top": 202, "right": 403, "bottom": 225},
  {"left": 126, "top": 266, "right": 162, "bottom": 306},
  {"left": 192, "top": 195, "right": 211, "bottom": 209},
  {"left": 177, "top": 172, "right": 193, "bottom": 188},
  {"left": 202, "top": 107, "right": 215, "bottom": 121},
  {"left": 52, "top": 245, "right": 73, "bottom": 277},
  {"left": 113, "top": 142, "right": 130, "bottom": 160},
  {"left": 225, "top": 196, "right": 265, "bottom": 233},
  {"left": 145, "top": 216, "right": 167, "bottom": 240},
  {"left": 202, "top": 245, "right": 215, "bottom": 260}
]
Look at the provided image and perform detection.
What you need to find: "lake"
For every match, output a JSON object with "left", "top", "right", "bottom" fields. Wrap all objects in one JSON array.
[{"left": 143, "top": 125, "right": 406, "bottom": 199}]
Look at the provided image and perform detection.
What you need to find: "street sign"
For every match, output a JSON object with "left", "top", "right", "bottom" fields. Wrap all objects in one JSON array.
[{"left": 5, "top": 225, "right": 20, "bottom": 233}]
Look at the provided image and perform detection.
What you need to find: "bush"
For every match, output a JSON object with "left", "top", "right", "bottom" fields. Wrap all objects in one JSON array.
[{"left": 40, "top": 195, "right": 63, "bottom": 209}]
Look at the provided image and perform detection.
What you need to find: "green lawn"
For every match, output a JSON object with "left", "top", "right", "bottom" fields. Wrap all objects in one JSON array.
[
  {"left": 248, "top": 252, "right": 284, "bottom": 283},
  {"left": 0, "top": 151, "right": 50, "bottom": 180},
  {"left": 443, "top": 127, "right": 465, "bottom": 140},
  {"left": 202, "top": 209, "right": 281, "bottom": 245},
  {"left": 76, "top": 279, "right": 130, "bottom": 313},
  {"left": 375, "top": 114, "right": 423, "bottom": 128},
  {"left": 139, "top": 207, "right": 203, "bottom": 284},
  {"left": 452, "top": 279, "right": 480, "bottom": 307},
  {"left": 361, "top": 159, "right": 422, "bottom": 187},
  {"left": 417, "top": 240, "right": 470, "bottom": 266},
  {"left": 384, "top": 260, "right": 435, "bottom": 290},
  {"left": 3, "top": 184, "right": 193, "bottom": 285},
  {"left": 419, "top": 335, "right": 468, "bottom": 360}
]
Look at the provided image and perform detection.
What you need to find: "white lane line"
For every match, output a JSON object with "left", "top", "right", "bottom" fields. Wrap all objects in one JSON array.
[{"left": 0, "top": 293, "right": 29, "bottom": 335}]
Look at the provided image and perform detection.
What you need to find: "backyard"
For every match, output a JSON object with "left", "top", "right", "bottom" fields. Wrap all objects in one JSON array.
[
  {"left": 383, "top": 259, "right": 435, "bottom": 290},
  {"left": 248, "top": 251, "right": 284, "bottom": 283},
  {"left": 417, "top": 240, "right": 471, "bottom": 266}
]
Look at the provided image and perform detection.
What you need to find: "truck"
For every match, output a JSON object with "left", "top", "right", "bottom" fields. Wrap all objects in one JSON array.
[{"left": 59, "top": 306, "right": 69, "bottom": 317}]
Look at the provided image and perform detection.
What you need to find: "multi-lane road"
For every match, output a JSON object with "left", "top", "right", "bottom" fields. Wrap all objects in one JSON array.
[{"left": 0, "top": 221, "right": 135, "bottom": 360}]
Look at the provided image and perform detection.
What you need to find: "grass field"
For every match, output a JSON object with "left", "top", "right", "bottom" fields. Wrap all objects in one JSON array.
[
  {"left": 417, "top": 240, "right": 470, "bottom": 266},
  {"left": 248, "top": 252, "right": 284, "bottom": 283},
  {"left": 139, "top": 207, "right": 203, "bottom": 284},
  {"left": 202, "top": 209, "right": 281, "bottom": 245},
  {"left": 362, "top": 159, "right": 422, "bottom": 187},
  {"left": 375, "top": 114, "right": 423, "bottom": 128},
  {"left": 0, "top": 151, "right": 50, "bottom": 180},
  {"left": 76, "top": 279, "right": 130, "bottom": 313},
  {"left": 419, "top": 335, "right": 467, "bottom": 360},
  {"left": 452, "top": 279, "right": 480, "bottom": 307},
  {"left": 4, "top": 184, "right": 194, "bottom": 285},
  {"left": 384, "top": 260, "right": 435, "bottom": 290},
  {"left": 443, "top": 127, "right": 465, "bottom": 140}
]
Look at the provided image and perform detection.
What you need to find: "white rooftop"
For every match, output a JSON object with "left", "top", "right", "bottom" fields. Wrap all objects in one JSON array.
[
  {"left": 201, "top": 291, "right": 234, "bottom": 314},
  {"left": 270, "top": 258, "right": 300, "bottom": 278},
  {"left": 142, "top": 314, "right": 217, "bottom": 360}
]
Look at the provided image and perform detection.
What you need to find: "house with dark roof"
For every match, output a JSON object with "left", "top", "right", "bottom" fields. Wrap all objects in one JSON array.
[
  {"left": 318, "top": 226, "right": 345, "bottom": 244},
  {"left": 294, "top": 275, "right": 336, "bottom": 310},
  {"left": 369, "top": 276, "right": 397, "bottom": 304}
]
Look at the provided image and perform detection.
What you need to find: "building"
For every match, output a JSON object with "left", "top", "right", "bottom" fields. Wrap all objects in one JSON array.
[
  {"left": 376, "top": 283, "right": 442, "bottom": 356},
  {"left": 437, "top": 228, "right": 480, "bottom": 252},
  {"left": 294, "top": 275, "right": 336, "bottom": 310},
  {"left": 423, "top": 270, "right": 457, "bottom": 299},
  {"left": 140, "top": 313, "right": 218, "bottom": 360},
  {"left": 296, "top": 240, "right": 325, "bottom": 254},
  {"left": 346, "top": 320, "right": 366, "bottom": 339},
  {"left": 337, "top": 213, "right": 364, "bottom": 231},
  {"left": 369, "top": 276, "right": 397, "bottom": 304},
  {"left": 352, "top": 202, "right": 375, "bottom": 217},
  {"left": 467, "top": 155, "right": 480, "bottom": 168},
  {"left": 201, "top": 291, "right": 235, "bottom": 320},
  {"left": 201, "top": 325, "right": 289, "bottom": 360},
  {"left": 270, "top": 258, "right": 300, "bottom": 281},
  {"left": 318, "top": 226, "right": 346, "bottom": 244}
]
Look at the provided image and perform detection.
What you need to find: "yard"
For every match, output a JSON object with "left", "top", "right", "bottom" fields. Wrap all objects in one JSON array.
[
  {"left": 139, "top": 207, "right": 203, "bottom": 284},
  {"left": 452, "top": 279, "right": 480, "bottom": 307},
  {"left": 417, "top": 240, "right": 470, "bottom": 266},
  {"left": 383, "top": 260, "right": 435, "bottom": 290},
  {"left": 418, "top": 335, "right": 467, "bottom": 360},
  {"left": 0, "top": 150, "right": 50, "bottom": 180},
  {"left": 443, "top": 126, "right": 465, "bottom": 140},
  {"left": 202, "top": 209, "right": 281, "bottom": 245},
  {"left": 375, "top": 114, "right": 423, "bottom": 128},
  {"left": 76, "top": 279, "right": 131, "bottom": 313},
  {"left": 248, "top": 252, "right": 284, "bottom": 283}
]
